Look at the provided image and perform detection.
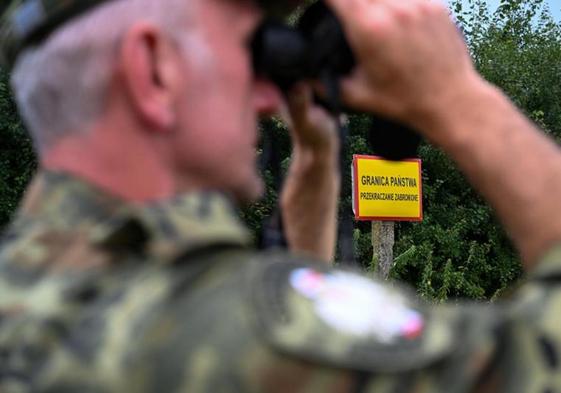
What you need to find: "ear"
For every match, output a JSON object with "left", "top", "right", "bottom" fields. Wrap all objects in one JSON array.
[{"left": 118, "top": 23, "right": 181, "bottom": 132}]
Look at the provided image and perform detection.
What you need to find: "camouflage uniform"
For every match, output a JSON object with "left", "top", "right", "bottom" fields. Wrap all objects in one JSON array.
[{"left": 1, "top": 171, "right": 558, "bottom": 393}]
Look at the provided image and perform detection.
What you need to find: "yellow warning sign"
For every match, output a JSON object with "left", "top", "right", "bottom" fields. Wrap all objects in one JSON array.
[{"left": 352, "top": 155, "right": 423, "bottom": 221}]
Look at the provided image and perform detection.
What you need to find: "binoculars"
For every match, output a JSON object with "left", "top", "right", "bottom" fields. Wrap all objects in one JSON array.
[
  {"left": 252, "top": 1, "right": 354, "bottom": 92},
  {"left": 251, "top": 1, "right": 421, "bottom": 160}
]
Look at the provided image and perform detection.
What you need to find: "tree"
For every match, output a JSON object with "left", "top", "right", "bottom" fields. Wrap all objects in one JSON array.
[{"left": 0, "top": 68, "right": 37, "bottom": 230}]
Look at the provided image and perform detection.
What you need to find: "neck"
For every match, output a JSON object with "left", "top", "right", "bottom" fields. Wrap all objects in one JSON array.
[{"left": 42, "top": 122, "right": 175, "bottom": 202}]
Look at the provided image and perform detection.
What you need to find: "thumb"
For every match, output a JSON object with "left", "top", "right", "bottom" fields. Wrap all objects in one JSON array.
[
  {"left": 286, "top": 83, "right": 313, "bottom": 126},
  {"left": 340, "top": 71, "right": 381, "bottom": 113},
  {"left": 323, "top": 0, "right": 360, "bottom": 24}
]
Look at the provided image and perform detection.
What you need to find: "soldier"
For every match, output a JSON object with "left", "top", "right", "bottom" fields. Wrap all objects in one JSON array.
[{"left": 1, "top": 0, "right": 561, "bottom": 392}]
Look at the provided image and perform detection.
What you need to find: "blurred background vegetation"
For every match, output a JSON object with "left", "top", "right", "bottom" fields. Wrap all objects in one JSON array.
[{"left": 1, "top": 0, "right": 560, "bottom": 301}]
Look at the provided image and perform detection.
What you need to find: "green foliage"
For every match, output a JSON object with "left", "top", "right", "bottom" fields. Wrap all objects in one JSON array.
[
  {"left": 240, "top": 119, "right": 289, "bottom": 241},
  {"left": 0, "top": 68, "right": 36, "bottom": 230},
  {"left": 389, "top": 146, "right": 520, "bottom": 301},
  {"left": 466, "top": 0, "right": 561, "bottom": 137}
]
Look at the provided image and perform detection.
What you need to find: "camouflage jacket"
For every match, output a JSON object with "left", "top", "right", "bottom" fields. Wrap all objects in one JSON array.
[{"left": 0, "top": 171, "right": 559, "bottom": 393}]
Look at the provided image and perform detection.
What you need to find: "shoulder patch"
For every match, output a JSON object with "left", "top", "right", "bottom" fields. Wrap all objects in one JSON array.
[
  {"left": 289, "top": 267, "right": 424, "bottom": 341},
  {"left": 248, "top": 256, "right": 455, "bottom": 373}
]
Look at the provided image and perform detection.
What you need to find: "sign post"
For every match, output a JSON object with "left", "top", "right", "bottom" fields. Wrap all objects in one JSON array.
[
  {"left": 352, "top": 155, "right": 423, "bottom": 278},
  {"left": 371, "top": 221, "right": 395, "bottom": 278}
]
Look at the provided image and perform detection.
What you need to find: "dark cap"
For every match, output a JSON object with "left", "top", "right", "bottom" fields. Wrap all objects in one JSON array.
[{"left": 0, "top": 0, "right": 305, "bottom": 68}]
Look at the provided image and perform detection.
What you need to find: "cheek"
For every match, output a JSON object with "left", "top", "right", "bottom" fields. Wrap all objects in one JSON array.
[
  {"left": 172, "top": 45, "right": 257, "bottom": 165},
  {"left": 174, "top": 121, "right": 253, "bottom": 170}
]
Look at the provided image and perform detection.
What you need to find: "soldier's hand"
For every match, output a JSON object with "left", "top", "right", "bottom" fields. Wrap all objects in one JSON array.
[
  {"left": 325, "top": 0, "right": 483, "bottom": 135},
  {"left": 283, "top": 83, "right": 339, "bottom": 156}
]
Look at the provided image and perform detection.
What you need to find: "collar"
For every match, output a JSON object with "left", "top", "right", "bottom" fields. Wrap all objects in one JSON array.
[
  {"left": 530, "top": 244, "right": 561, "bottom": 281},
  {"left": 11, "top": 171, "right": 252, "bottom": 264}
]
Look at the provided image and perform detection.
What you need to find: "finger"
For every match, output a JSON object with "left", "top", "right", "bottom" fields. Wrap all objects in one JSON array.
[
  {"left": 339, "top": 71, "right": 379, "bottom": 112},
  {"left": 286, "top": 83, "right": 313, "bottom": 125},
  {"left": 325, "top": 0, "right": 396, "bottom": 27},
  {"left": 323, "top": 0, "right": 360, "bottom": 23},
  {"left": 277, "top": 99, "right": 292, "bottom": 129},
  {"left": 340, "top": 74, "right": 404, "bottom": 120},
  {"left": 287, "top": 85, "right": 337, "bottom": 134}
]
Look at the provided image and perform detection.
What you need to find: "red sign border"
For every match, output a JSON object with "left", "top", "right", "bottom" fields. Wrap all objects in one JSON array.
[{"left": 352, "top": 154, "right": 423, "bottom": 222}]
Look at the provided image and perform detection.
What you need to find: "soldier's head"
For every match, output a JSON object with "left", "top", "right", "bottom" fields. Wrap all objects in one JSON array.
[{"left": 5, "top": 0, "right": 288, "bottom": 202}]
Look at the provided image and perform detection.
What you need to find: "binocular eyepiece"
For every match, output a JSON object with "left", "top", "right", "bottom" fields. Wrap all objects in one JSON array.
[
  {"left": 252, "top": 2, "right": 354, "bottom": 91},
  {"left": 251, "top": 0, "right": 421, "bottom": 160}
]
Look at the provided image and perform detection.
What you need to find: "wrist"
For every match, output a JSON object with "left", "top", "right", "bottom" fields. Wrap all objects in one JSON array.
[
  {"left": 292, "top": 132, "right": 340, "bottom": 155},
  {"left": 410, "top": 74, "right": 499, "bottom": 147},
  {"left": 286, "top": 145, "right": 341, "bottom": 194}
]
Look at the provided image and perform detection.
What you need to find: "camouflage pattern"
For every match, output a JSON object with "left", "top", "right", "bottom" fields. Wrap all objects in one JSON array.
[
  {"left": 484, "top": 247, "right": 561, "bottom": 392},
  {"left": 0, "top": 0, "right": 304, "bottom": 67},
  {"left": 0, "top": 170, "right": 520, "bottom": 393}
]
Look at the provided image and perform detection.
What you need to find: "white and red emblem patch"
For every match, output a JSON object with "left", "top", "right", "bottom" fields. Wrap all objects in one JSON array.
[{"left": 290, "top": 268, "right": 424, "bottom": 343}]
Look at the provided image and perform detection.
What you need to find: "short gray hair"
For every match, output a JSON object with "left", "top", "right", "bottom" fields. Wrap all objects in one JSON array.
[{"left": 10, "top": 0, "right": 195, "bottom": 152}]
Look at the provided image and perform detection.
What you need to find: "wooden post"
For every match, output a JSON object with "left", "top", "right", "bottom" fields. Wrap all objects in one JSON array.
[{"left": 371, "top": 221, "right": 395, "bottom": 279}]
